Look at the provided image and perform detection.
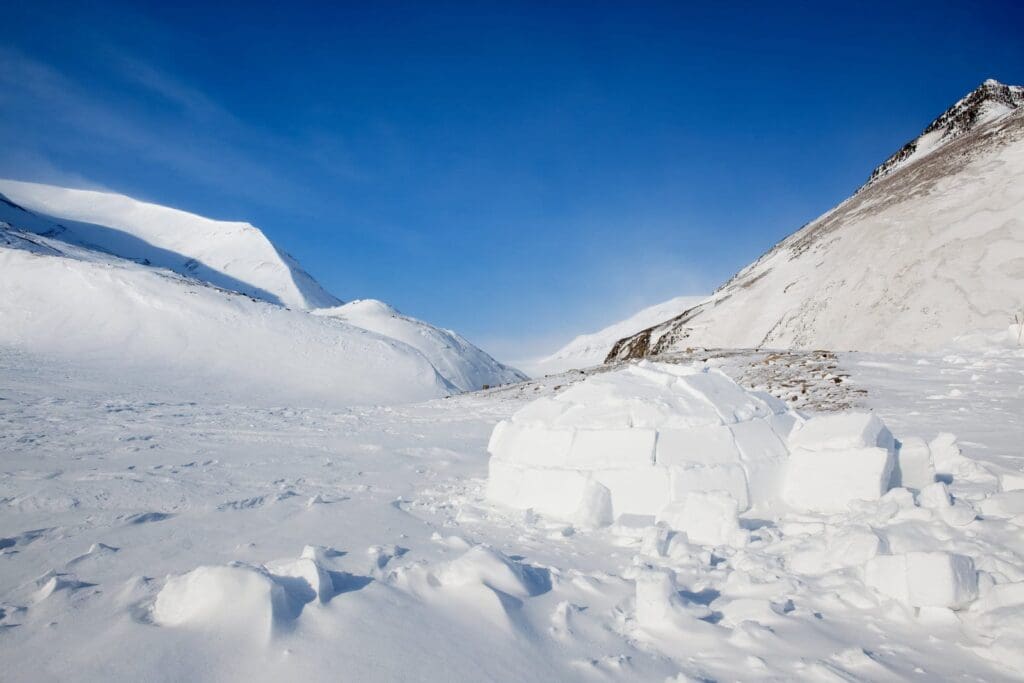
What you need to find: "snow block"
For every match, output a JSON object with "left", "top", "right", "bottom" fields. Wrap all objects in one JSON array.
[
  {"left": 486, "top": 460, "right": 590, "bottom": 518},
  {"left": 895, "top": 437, "right": 935, "bottom": 489},
  {"left": 592, "top": 467, "right": 671, "bottom": 517},
  {"left": 730, "top": 419, "right": 790, "bottom": 464},
  {"left": 783, "top": 446, "right": 895, "bottom": 513},
  {"left": 487, "top": 421, "right": 575, "bottom": 468},
  {"left": 655, "top": 425, "right": 740, "bottom": 467},
  {"left": 656, "top": 492, "right": 744, "bottom": 547},
  {"left": 668, "top": 464, "right": 750, "bottom": 511},
  {"left": 567, "top": 428, "right": 656, "bottom": 470},
  {"left": 865, "top": 552, "right": 978, "bottom": 609},
  {"left": 788, "top": 412, "right": 894, "bottom": 452},
  {"left": 574, "top": 478, "right": 614, "bottom": 528}
]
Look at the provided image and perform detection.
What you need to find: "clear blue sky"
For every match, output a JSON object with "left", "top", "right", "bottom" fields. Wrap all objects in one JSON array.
[{"left": 3, "top": 1, "right": 1023, "bottom": 360}]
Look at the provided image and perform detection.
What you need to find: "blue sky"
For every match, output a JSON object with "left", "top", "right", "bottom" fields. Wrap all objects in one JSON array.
[{"left": 3, "top": 1, "right": 1023, "bottom": 360}]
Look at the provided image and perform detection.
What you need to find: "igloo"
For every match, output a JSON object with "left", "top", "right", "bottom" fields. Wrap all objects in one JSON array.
[{"left": 485, "top": 361, "right": 797, "bottom": 525}]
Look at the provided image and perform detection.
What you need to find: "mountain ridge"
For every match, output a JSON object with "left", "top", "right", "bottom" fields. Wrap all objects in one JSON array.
[{"left": 607, "top": 81, "right": 1024, "bottom": 361}]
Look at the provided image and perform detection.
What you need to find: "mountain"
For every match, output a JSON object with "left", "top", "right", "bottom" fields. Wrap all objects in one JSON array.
[
  {"left": 608, "top": 80, "right": 1024, "bottom": 361},
  {"left": 524, "top": 295, "right": 706, "bottom": 375},
  {"left": 0, "top": 179, "right": 339, "bottom": 310},
  {"left": 314, "top": 300, "right": 526, "bottom": 392},
  {"left": 0, "top": 182, "right": 523, "bottom": 402}
]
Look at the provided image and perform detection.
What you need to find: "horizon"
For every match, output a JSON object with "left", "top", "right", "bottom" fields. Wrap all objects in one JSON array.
[{"left": 3, "top": 1, "right": 1023, "bottom": 361}]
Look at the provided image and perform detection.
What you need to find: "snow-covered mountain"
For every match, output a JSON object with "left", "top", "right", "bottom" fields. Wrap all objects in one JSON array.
[
  {"left": 525, "top": 295, "right": 706, "bottom": 375},
  {"left": 0, "top": 182, "right": 523, "bottom": 402},
  {"left": 0, "top": 179, "right": 338, "bottom": 310},
  {"left": 608, "top": 80, "right": 1024, "bottom": 360},
  {"left": 314, "top": 300, "right": 526, "bottom": 392}
]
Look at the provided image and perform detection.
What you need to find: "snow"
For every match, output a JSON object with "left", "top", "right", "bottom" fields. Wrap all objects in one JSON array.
[
  {"left": 783, "top": 446, "right": 896, "bottom": 513},
  {"left": 0, "top": 179, "right": 339, "bottom": 310},
  {"left": 486, "top": 362, "right": 794, "bottom": 521},
  {"left": 0, "top": 246, "right": 454, "bottom": 406},
  {"left": 1, "top": 347, "right": 1024, "bottom": 680},
  {"left": 656, "top": 492, "right": 746, "bottom": 547},
  {"left": 523, "top": 295, "right": 706, "bottom": 375},
  {"left": 0, "top": 189, "right": 524, "bottom": 402},
  {"left": 314, "top": 299, "right": 525, "bottom": 393},
  {"left": 608, "top": 85, "right": 1024, "bottom": 357},
  {"left": 865, "top": 552, "right": 979, "bottom": 609}
]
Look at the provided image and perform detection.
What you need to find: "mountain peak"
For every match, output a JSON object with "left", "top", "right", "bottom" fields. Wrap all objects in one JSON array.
[{"left": 865, "top": 79, "right": 1024, "bottom": 186}]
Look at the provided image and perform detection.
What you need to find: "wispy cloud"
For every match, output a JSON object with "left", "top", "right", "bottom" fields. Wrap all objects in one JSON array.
[{"left": 0, "top": 46, "right": 356, "bottom": 213}]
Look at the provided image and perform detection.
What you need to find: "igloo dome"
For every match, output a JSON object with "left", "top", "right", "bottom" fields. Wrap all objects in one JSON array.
[{"left": 486, "top": 361, "right": 798, "bottom": 525}]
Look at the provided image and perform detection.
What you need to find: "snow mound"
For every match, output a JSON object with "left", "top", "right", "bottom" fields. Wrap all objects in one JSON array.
[
  {"left": 0, "top": 179, "right": 339, "bottom": 310},
  {"left": 314, "top": 300, "right": 526, "bottom": 392},
  {"left": 153, "top": 563, "right": 291, "bottom": 637},
  {"left": 0, "top": 246, "right": 453, "bottom": 406},
  {"left": 486, "top": 361, "right": 796, "bottom": 523}
]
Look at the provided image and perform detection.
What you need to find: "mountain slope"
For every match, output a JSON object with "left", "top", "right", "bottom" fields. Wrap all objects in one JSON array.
[
  {"left": 0, "top": 180, "right": 526, "bottom": 396},
  {"left": 525, "top": 295, "right": 706, "bottom": 375},
  {"left": 609, "top": 80, "right": 1024, "bottom": 360},
  {"left": 0, "top": 179, "right": 339, "bottom": 310},
  {"left": 0, "top": 223, "right": 454, "bottom": 406},
  {"left": 314, "top": 300, "right": 526, "bottom": 392}
]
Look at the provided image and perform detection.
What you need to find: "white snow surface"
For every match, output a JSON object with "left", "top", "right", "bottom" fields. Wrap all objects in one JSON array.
[
  {"left": 0, "top": 186, "right": 524, "bottom": 402},
  {"left": 0, "top": 179, "right": 339, "bottom": 310},
  {"left": 525, "top": 295, "right": 705, "bottom": 375},
  {"left": 0, "top": 244, "right": 454, "bottom": 406},
  {"left": 609, "top": 82, "right": 1024, "bottom": 357},
  {"left": 314, "top": 299, "right": 526, "bottom": 393},
  {"left": 3, "top": 347, "right": 1024, "bottom": 681}
]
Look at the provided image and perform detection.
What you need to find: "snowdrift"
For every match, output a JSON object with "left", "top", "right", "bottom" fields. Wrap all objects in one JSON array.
[
  {"left": 0, "top": 245, "right": 453, "bottom": 405},
  {"left": 314, "top": 300, "right": 525, "bottom": 392},
  {"left": 0, "top": 183, "right": 525, "bottom": 402}
]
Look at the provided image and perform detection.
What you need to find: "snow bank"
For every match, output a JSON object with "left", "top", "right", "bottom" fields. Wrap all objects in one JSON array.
[
  {"left": 314, "top": 299, "right": 525, "bottom": 392},
  {"left": 486, "top": 362, "right": 794, "bottom": 524},
  {"left": 0, "top": 248, "right": 454, "bottom": 406}
]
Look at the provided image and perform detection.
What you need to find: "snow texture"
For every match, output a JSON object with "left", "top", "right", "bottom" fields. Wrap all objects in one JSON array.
[{"left": 608, "top": 81, "right": 1024, "bottom": 357}]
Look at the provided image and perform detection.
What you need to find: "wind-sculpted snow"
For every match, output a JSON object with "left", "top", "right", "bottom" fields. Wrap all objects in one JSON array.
[
  {"left": 608, "top": 81, "right": 1024, "bottom": 359},
  {"left": 0, "top": 243, "right": 455, "bottom": 406},
  {"left": 0, "top": 179, "right": 340, "bottom": 310},
  {"left": 314, "top": 299, "right": 526, "bottom": 392},
  {"left": 1, "top": 347, "right": 1023, "bottom": 680},
  {"left": 1, "top": 189, "right": 523, "bottom": 400}
]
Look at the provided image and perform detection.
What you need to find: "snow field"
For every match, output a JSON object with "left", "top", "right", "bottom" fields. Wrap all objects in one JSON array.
[{"left": 3, "top": 349, "right": 1024, "bottom": 681}]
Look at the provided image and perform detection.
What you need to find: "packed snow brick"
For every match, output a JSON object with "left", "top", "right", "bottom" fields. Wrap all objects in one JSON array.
[
  {"left": 864, "top": 552, "right": 978, "bottom": 609},
  {"left": 783, "top": 446, "right": 895, "bottom": 513},
  {"left": 788, "top": 412, "right": 894, "bottom": 452},
  {"left": 656, "top": 492, "right": 746, "bottom": 547},
  {"left": 782, "top": 412, "right": 897, "bottom": 513},
  {"left": 486, "top": 362, "right": 795, "bottom": 523},
  {"left": 895, "top": 436, "right": 936, "bottom": 489}
]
